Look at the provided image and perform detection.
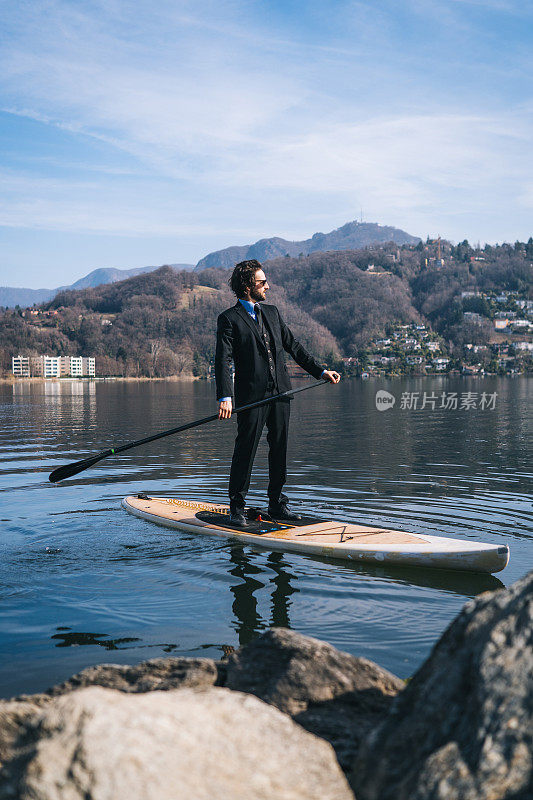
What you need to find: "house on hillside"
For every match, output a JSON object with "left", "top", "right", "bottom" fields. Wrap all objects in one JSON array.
[
  {"left": 463, "top": 312, "right": 485, "bottom": 324},
  {"left": 495, "top": 310, "right": 516, "bottom": 319}
]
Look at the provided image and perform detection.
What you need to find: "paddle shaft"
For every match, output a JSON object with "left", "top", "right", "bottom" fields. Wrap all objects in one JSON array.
[
  {"left": 102, "top": 378, "right": 327, "bottom": 455},
  {"left": 49, "top": 378, "right": 329, "bottom": 482}
]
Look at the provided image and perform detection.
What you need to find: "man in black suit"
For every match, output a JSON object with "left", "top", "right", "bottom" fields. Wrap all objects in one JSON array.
[{"left": 215, "top": 259, "right": 340, "bottom": 527}]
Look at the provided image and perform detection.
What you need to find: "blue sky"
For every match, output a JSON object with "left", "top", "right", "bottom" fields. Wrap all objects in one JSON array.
[{"left": 1, "top": 0, "right": 532, "bottom": 288}]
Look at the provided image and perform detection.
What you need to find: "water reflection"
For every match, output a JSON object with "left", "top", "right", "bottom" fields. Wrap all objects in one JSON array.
[
  {"left": 225, "top": 541, "right": 505, "bottom": 649},
  {"left": 293, "top": 552, "right": 506, "bottom": 596},
  {"left": 12, "top": 379, "right": 96, "bottom": 398},
  {"left": 228, "top": 546, "right": 267, "bottom": 644},
  {"left": 50, "top": 626, "right": 179, "bottom": 653},
  {"left": 268, "top": 552, "right": 299, "bottom": 628},
  {"left": 228, "top": 545, "right": 300, "bottom": 645},
  {"left": 51, "top": 629, "right": 141, "bottom": 650}
]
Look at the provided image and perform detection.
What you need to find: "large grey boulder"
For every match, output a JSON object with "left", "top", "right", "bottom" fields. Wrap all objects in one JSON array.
[
  {"left": 225, "top": 627, "right": 403, "bottom": 771},
  {"left": 352, "top": 570, "right": 533, "bottom": 800},
  {"left": 0, "top": 657, "right": 220, "bottom": 774},
  {"left": 0, "top": 686, "right": 354, "bottom": 800}
]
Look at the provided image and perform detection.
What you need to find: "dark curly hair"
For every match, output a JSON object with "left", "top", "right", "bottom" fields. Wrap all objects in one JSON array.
[{"left": 229, "top": 260, "right": 263, "bottom": 298}]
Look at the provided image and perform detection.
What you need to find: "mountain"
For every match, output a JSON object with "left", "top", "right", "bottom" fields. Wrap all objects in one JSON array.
[
  {"left": 0, "top": 287, "right": 56, "bottom": 307},
  {"left": 194, "top": 220, "right": 420, "bottom": 270},
  {"left": 0, "top": 263, "right": 195, "bottom": 308},
  {"left": 66, "top": 264, "right": 194, "bottom": 291}
]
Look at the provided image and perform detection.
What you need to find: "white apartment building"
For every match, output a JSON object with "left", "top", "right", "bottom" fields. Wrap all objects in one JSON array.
[
  {"left": 61, "top": 356, "right": 83, "bottom": 377},
  {"left": 12, "top": 356, "right": 30, "bottom": 377},
  {"left": 12, "top": 355, "right": 96, "bottom": 378},
  {"left": 83, "top": 357, "right": 96, "bottom": 377},
  {"left": 43, "top": 356, "right": 61, "bottom": 377}
]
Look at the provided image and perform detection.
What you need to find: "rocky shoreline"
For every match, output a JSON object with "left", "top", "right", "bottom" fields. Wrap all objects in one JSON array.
[{"left": 1, "top": 571, "right": 531, "bottom": 799}]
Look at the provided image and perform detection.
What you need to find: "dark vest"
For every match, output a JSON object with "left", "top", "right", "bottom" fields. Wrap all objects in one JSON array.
[{"left": 255, "top": 305, "right": 277, "bottom": 390}]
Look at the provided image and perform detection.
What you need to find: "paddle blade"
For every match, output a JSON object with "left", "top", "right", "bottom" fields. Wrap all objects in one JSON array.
[{"left": 48, "top": 450, "right": 112, "bottom": 483}]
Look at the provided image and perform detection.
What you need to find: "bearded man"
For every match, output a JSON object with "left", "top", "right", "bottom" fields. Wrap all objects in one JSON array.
[{"left": 215, "top": 259, "right": 340, "bottom": 527}]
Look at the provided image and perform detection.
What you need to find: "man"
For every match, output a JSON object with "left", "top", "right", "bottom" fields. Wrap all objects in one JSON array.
[{"left": 215, "top": 259, "right": 340, "bottom": 527}]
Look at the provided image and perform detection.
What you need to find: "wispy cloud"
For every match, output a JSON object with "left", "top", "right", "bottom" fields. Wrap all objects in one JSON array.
[{"left": 0, "top": 0, "right": 531, "bottom": 283}]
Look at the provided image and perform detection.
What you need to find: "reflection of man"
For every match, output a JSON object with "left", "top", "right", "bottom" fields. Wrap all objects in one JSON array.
[{"left": 215, "top": 259, "right": 340, "bottom": 527}]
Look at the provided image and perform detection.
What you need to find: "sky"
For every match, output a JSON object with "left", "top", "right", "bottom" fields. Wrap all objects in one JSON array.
[{"left": 0, "top": 0, "right": 532, "bottom": 289}]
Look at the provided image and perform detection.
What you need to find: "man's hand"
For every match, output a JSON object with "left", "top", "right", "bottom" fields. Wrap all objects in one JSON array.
[
  {"left": 323, "top": 370, "right": 341, "bottom": 384},
  {"left": 218, "top": 399, "right": 233, "bottom": 419}
]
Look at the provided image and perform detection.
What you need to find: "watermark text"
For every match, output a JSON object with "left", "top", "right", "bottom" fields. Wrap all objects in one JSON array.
[{"left": 376, "top": 390, "right": 497, "bottom": 411}]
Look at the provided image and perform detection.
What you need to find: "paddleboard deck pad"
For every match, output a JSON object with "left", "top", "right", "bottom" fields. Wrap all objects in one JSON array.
[
  {"left": 194, "top": 509, "right": 328, "bottom": 535},
  {"left": 122, "top": 495, "right": 509, "bottom": 574}
]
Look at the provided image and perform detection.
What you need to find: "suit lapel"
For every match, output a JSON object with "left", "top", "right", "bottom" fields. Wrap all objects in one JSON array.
[{"left": 235, "top": 301, "right": 267, "bottom": 354}]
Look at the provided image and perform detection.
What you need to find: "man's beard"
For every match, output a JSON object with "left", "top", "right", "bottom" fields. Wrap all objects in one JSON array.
[{"left": 249, "top": 286, "right": 265, "bottom": 302}]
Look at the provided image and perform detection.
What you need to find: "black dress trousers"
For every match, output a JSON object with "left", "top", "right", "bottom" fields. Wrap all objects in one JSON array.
[{"left": 228, "top": 392, "right": 290, "bottom": 512}]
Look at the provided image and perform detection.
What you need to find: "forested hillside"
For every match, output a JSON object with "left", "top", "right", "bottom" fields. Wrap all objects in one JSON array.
[
  {"left": 1, "top": 239, "right": 531, "bottom": 377},
  {"left": 0, "top": 266, "right": 339, "bottom": 377}
]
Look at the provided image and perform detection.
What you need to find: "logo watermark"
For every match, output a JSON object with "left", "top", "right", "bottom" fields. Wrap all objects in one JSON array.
[
  {"left": 375, "top": 390, "right": 396, "bottom": 411},
  {"left": 375, "top": 390, "right": 497, "bottom": 411}
]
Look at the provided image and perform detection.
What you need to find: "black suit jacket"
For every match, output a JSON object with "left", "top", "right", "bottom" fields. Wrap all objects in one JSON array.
[{"left": 215, "top": 302, "right": 324, "bottom": 405}]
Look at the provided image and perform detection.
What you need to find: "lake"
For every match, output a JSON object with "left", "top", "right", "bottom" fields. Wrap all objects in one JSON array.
[{"left": 0, "top": 376, "right": 531, "bottom": 698}]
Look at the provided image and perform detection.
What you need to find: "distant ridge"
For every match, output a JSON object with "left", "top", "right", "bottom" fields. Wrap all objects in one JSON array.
[
  {"left": 0, "top": 263, "right": 195, "bottom": 308},
  {"left": 195, "top": 220, "right": 420, "bottom": 271},
  {"left": 0, "top": 287, "right": 56, "bottom": 308},
  {"left": 1, "top": 220, "right": 420, "bottom": 307}
]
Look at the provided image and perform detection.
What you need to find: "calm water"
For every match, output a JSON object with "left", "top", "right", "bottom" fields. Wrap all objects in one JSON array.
[{"left": 0, "top": 377, "right": 531, "bottom": 698}]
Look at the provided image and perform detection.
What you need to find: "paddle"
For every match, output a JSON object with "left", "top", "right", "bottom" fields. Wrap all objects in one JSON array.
[{"left": 48, "top": 378, "right": 329, "bottom": 483}]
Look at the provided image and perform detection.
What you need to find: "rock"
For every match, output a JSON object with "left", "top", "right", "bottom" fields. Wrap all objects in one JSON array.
[
  {"left": 45, "top": 656, "right": 219, "bottom": 695},
  {"left": 1, "top": 657, "right": 219, "bottom": 773},
  {"left": 351, "top": 570, "right": 533, "bottom": 800},
  {"left": 0, "top": 699, "right": 43, "bottom": 768},
  {"left": 225, "top": 627, "right": 403, "bottom": 771},
  {"left": 0, "top": 686, "right": 354, "bottom": 800},
  {"left": 225, "top": 628, "right": 402, "bottom": 714}
]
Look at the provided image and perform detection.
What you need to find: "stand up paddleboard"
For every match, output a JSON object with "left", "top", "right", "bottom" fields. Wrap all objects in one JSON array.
[{"left": 122, "top": 495, "right": 509, "bottom": 574}]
